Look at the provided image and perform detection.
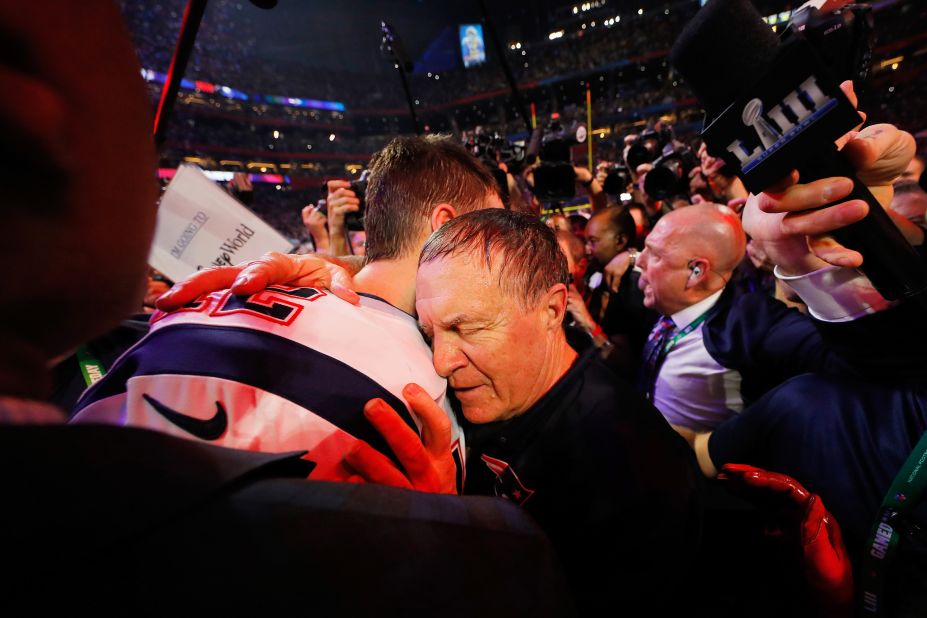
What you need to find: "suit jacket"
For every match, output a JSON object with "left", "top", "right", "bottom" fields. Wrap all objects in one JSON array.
[
  {"left": 703, "top": 284, "right": 925, "bottom": 406},
  {"left": 702, "top": 286, "right": 831, "bottom": 406}
]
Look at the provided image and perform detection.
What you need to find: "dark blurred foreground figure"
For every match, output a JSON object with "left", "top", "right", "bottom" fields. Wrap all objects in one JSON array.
[{"left": 0, "top": 3, "right": 573, "bottom": 615}]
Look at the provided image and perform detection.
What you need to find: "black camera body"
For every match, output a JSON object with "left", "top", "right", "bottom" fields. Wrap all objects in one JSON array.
[
  {"left": 465, "top": 133, "right": 527, "bottom": 207},
  {"left": 644, "top": 145, "right": 699, "bottom": 201},
  {"left": 624, "top": 125, "right": 674, "bottom": 172},
  {"left": 788, "top": 3, "right": 874, "bottom": 85},
  {"left": 345, "top": 176, "right": 367, "bottom": 232},
  {"left": 533, "top": 119, "right": 587, "bottom": 202},
  {"left": 467, "top": 133, "right": 527, "bottom": 172},
  {"left": 601, "top": 164, "right": 632, "bottom": 199}
]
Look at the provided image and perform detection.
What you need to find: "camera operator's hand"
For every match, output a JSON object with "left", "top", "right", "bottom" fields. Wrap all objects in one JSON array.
[
  {"left": 742, "top": 80, "right": 920, "bottom": 276},
  {"left": 156, "top": 252, "right": 360, "bottom": 311},
  {"left": 326, "top": 180, "right": 359, "bottom": 222},
  {"left": 595, "top": 161, "right": 610, "bottom": 184},
  {"left": 574, "top": 166, "right": 594, "bottom": 186},
  {"left": 574, "top": 165, "right": 607, "bottom": 212},
  {"left": 326, "top": 180, "right": 360, "bottom": 256},
  {"left": 522, "top": 161, "right": 538, "bottom": 188},
  {"left": 697, "top": 142, "right": 726, "bottom": 178},
  {"left": 301, "top": 203, "right": 330, "bottom": 254},
  {"left": 699, "top": 141, "right": 748, "bottom": 203},
  {"left": 688, "top": 165, "right": 708, "bottom": 194}
]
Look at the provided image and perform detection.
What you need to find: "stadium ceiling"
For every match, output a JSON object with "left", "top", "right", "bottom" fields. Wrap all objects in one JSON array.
[
  {"left": 124, "top": 0, "right": 790, "bottom": 87},
  {"left": 130, "top": 0, "right": 789, "bottom": 76}
]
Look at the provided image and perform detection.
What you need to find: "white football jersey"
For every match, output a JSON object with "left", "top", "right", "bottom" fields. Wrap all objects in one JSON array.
[{"left": 72, "top": 287, "right": 464, "bottom": 485}]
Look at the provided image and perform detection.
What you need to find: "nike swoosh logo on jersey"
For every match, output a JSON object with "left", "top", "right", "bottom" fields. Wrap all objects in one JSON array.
[{"left": 142, "top": 393, "right": 228, "bottom": 441}]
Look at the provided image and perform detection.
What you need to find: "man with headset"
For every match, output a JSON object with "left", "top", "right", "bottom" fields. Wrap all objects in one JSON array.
[{"left": 634, "top": 203, "right": 751, "bottom": 431}]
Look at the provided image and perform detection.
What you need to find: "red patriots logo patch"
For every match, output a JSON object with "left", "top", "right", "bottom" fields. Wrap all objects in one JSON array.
[{"left": 480, "top": 454, "right": 535, "bottom": 506}]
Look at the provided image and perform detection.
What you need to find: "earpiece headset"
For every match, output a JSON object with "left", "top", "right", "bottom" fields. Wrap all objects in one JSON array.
[{"left": 688, "top": 260, "right": 702, "bottom": 277}]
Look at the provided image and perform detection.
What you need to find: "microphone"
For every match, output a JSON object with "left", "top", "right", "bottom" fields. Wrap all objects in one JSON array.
[{"left": 670, "top": 0, "right": 927, "bottom": 302}]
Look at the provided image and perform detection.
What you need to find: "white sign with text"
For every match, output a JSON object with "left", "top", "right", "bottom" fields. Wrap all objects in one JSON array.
[{"left": 149, "top": 165, "right": 293, "bottom": 282}]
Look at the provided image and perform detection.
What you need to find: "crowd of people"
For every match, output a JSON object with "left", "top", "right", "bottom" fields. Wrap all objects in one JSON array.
[
  {"left": 4, "top": 1, "right": 927, "bottom": 616},
  {"left": 142, "top": 0, "right": 926, "bottom": 241}
]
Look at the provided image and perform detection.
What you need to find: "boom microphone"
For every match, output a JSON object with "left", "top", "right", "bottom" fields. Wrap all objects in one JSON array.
[{"left": 671, "top": 0, "right": 927, "bottom": 302}]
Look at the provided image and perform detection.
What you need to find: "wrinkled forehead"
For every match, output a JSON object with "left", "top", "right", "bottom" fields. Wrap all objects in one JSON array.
[
  {"left": 417, "top": 249, "right": 517, "bottom": 309},
  {"left": 416, "top": 253, "right": 510, "bottom": 327},
  {"left": 418, "top": 249, "right": 498, "bottom": 290}
]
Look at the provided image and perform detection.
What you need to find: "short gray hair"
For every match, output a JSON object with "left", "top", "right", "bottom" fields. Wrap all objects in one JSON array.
[{"left": 419, "top": 209, "right": 571, "bottom": 308}]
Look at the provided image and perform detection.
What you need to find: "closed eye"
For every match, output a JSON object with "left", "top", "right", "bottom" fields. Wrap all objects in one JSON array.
[{"left": 417, "top": 322, "right": 434, "bottom": 344}]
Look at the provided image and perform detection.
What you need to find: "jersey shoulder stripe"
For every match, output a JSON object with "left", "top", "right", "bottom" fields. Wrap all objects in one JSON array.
[{"left": 74, "top": 323, "right": 415, "bottom": 463}]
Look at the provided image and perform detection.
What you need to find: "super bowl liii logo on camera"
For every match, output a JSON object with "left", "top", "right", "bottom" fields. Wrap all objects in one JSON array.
[{"left": 725, "top": 76, "right": 835, "bottom": 172}]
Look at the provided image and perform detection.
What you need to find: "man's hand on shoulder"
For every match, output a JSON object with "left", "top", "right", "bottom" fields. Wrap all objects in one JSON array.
[
  {"left": 344, "top": 383, "right": 458, "bottom": 495},
  {"left": 156, "top": 251, "right": 360, "bottom": 311}
]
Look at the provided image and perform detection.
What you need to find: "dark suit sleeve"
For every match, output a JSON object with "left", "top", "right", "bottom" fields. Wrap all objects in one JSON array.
[
  {"left": 814, "top": 300, "right": 927, "bottom": 381},
  {"left": 703, "top": 291, "right": 850, "bottom": 404}
]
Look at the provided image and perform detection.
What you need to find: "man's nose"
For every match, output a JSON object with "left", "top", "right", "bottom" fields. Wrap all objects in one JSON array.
[{"left": 431, "top": 333, "right": 468, "bottom": 378}]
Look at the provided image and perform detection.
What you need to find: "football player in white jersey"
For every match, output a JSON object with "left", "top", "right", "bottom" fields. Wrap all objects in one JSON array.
[{"left": 74, "top": 135, "right": 504, "bottom": 492}]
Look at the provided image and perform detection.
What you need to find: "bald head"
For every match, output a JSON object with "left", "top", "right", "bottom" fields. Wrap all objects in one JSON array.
[
  {"left": 637, "top": 203, "right": 745, "bottom": 315},
  {"left": 657, "top": 204, "right": 746, "bottom": 275}
]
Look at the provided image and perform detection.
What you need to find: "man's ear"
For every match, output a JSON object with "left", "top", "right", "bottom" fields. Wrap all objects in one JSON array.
[
  {"left": 616, "top": 232, "right": 628, "bottom": 251},
  {"left": 685, "top": 258, "right": 710, "bottom": 289},
  {"left": 541, "top": 283, "right": 569, "bottom": 328},
  {"left": 430, "top": 203, "right": 458, "bottom": 232}
]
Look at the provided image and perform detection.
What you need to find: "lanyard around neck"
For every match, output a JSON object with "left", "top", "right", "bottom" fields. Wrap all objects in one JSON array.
[
  {"left": 76, "top": 346, "right": 107, "bottom": 388},
  {"left": 662, "top": 311, "right": 710, "bottom": 354},
  {"left": 859, "top": 427, "right": 927, "bottom": 616}
]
